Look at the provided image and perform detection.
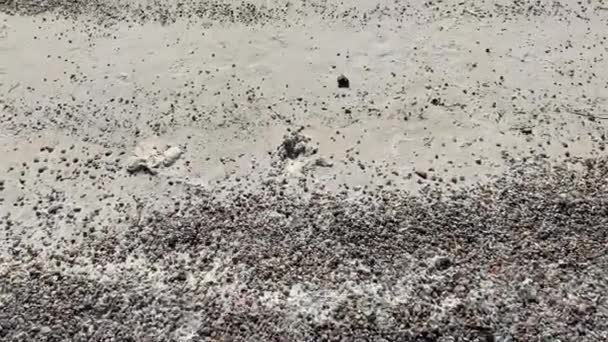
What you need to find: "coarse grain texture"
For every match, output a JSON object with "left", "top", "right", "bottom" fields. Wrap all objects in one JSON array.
[
  {"left": 1, "top": 0, "right": 608, "bottom": 341},
  {"left": 2, "top": 157, "right": 608, "bottom": 340}
]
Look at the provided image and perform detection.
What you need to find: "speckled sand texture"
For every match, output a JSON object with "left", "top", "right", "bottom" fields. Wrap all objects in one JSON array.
[{"left": 1, "top": 1, "right": 608, "bottom": 341}]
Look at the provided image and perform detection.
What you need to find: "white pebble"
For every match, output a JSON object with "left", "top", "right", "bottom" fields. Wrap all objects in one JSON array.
[{"left": 162, "top": 146, "right": 183, "bottom": 167}]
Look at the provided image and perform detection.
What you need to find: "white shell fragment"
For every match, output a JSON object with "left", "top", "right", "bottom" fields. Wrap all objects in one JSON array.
[
  {"left": 125, "top": 143, "right": 183, "bottom": 174},
  {"left": 162, "top": 146, "right": 183, "bottom": 167}
]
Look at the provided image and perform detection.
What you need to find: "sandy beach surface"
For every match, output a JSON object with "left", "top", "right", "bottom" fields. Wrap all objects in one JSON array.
[{"left": 1, "top": 1, "right": 608, "bottom": 340}]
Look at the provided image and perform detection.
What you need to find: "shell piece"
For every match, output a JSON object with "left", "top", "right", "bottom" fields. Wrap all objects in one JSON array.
[
  {"left": 126, "top": 143, "right": 182, "bottom": 175},
  {"left": 125, "top": 156, "right": 157, "bottom": 175},
  {"left": 162, "top": 146, "right": 183, "bottom": 167},
  {"left": 148, "top": 154, "right": 165, "bottom": 169},
  {"left": 125, "top": 156, "right": 147, "bottom": 173}
]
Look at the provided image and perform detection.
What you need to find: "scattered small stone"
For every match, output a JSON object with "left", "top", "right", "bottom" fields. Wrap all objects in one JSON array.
[
  {"left": 521, "top": 127, "right": 533, "bottom": 135},
  {"left": 47, "top": 204, "right": 63, "bottom": 214},
  {"left": 278, "top": 130, "right": 316, "bottom": 160},
  {"left": 314, "top": 158, "right": 333, "bottom": 168},
  {"left": 433, "top": 256, "right": 452, "bottom": 271},
  {"left": 337, "top": 74, "right": 350, "bottom": 88},
  {"left": 415, "top": 170, "right": 428, "bottom": 179},
  {"left": 518, "top": 278, "right": 538, "bottom": 303},
  {"left": 2, "top": 4, "right": 607, "bottom": 341}
]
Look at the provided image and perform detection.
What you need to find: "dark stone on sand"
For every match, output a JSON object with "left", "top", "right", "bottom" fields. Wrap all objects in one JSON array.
[
  {"left": 47, "top": 204, "right": 63, "bottom": 214},
  {"left": 434, "top": 256, "right": 452, "bottom": 271},
  {"left": 521, "top": 127, "right": 533, "bottom": 135},
  {"left": 337, "top": 74, "right": 350, "bottom": 88},
  {"left": 415, "top": 170, "right": 428, "bottom": 179},
  {"left": 278, "top": 130, "right": 316, "bottom": 160}
]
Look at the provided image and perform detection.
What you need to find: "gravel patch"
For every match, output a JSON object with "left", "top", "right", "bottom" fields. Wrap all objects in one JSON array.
[{"left": 1, "top": 157, "right": 607, "bottom": 341}]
